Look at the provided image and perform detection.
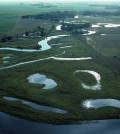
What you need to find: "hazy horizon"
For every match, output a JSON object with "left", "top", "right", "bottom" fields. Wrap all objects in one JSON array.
[{"left": 0, "top": 0, "right": 120, "bottom": 3}]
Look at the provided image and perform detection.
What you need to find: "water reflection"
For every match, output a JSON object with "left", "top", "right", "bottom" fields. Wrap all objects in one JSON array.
[
  {"left": 27, "top": 73, "right": 57, "bottom": 89},
  {"left": 82, "top": 99, "right": 120, "bottom": 109},
  {"left": 3, "top": 97, "right": 67, "bottom": 114},
  {"left": 0, "top": 35, "right": 69, "bottom": 52}
]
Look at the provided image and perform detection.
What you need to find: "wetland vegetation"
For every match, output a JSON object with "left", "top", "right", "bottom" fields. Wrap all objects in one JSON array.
[{"left": 0, "top": 1, "right": 120, "bottom": 126}]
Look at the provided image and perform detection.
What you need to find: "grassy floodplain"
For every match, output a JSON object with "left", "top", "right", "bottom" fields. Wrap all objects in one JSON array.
[{"left": 0, "top": 2, "right": 120, "bottom": 124}]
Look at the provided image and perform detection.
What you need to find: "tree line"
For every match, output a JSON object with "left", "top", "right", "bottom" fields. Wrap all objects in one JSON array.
[
  {"left": 60, "top": 22, "right": 91, "bottom": 36},
  {"left": 80, "top": 10, "right": 120, "bottom": 16},
  {"left": 0, "top": 36, "right": 13, "bottom": 43},
  {"left": 61, "top": 22, "right": 90, "bottom": 31},
  {"left": 22, "top": 10, "right": 120, "bottom": 22},
  {"left": 22, "top": 11, "right": 76, "bottom": 22},
  {"left": 0, "top": 25, "right": 55, "bottom": 43}
]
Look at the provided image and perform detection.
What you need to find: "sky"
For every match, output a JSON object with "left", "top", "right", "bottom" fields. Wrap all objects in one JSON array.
[{"left": 0, "top": 0, "right": 120, "bottom": 3}]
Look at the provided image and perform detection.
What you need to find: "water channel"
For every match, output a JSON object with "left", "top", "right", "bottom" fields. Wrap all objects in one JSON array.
[{"left": 0, "top": 112, "right": 120, "bottom": 134}]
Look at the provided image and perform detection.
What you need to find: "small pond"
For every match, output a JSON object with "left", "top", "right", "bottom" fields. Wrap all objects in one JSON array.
[
  {"left": 74, "top": 70, "right": 101, "bottom": 90},
  {"left": 82, "top": 99, "right": 120, "bottom": 109},
  {"left": 27, "top": 73, "right": 57, "bottom": 89}
]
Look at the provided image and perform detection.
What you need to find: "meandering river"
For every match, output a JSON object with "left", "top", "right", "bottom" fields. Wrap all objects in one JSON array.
[{"left": 0, "top": 35, "right": 69, "bottom": 52}]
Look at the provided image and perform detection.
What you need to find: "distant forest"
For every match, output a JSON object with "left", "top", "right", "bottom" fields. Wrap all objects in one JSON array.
[
  {"left": 22, "top": 10, "right": 120, "bottom": 22},
  {"left": 22, "top": 11, "right": 76, "bottom": 22},
  {"left": 90, "top": 4, "right": 120, "bottom": 10},
  {"left": 81, "top": 11, "right": 120, "bottom": 16}
]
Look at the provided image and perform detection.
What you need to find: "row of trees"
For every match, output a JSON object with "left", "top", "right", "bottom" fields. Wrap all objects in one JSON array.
[
  {"left": 22, "top": 10, "right": 120, "bottom": 22},
  {"left": 22, "top": 11, "right": 76, "bottom": 22},
  {"left": 80, "top": 10, "right": 120, "bottom": 16},
  {"left": 61, "top": 22, "right": 91, "bottom": 31},
  {"left": 71, "top": 30, "right": 84, "bottom": 36},
  {"left": 24, "top": 26, "right": 47, "bottom": 37},
  {"left": 0, "top": 25, "right": 55, "bottom": 43},
  {"left": 24, "top": 25, "right": 55, "bottom": 37},
  {"left": 0, "top": 36, "right": 13, "bottom": 43}
]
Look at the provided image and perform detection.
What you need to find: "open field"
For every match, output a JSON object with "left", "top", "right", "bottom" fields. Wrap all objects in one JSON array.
[{"left": 0, "top": 2, "right": 120, "bottom": 124}]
